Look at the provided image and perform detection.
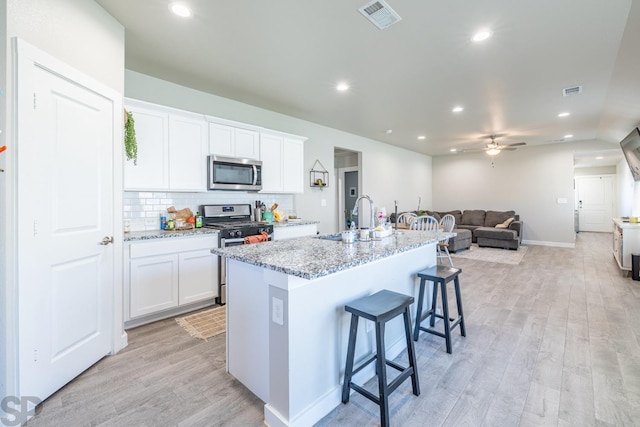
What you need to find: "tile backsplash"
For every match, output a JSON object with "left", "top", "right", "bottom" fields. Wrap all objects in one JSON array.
[{"left": 124, "top": 191, "right": 295, "bottom": 232}]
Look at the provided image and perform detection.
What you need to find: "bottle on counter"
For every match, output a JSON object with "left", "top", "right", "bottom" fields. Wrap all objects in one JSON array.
[
  {"left": 160, "top": 214, "right": 167, "bottom": 230},
  {"left": 195, "top": 214, "right": 203, "bottom": 228},
  {"left": 166, "top": 217, "right": 174, "bottom": 230}
]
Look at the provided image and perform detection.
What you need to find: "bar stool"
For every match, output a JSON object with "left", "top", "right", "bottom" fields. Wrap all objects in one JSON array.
[
  {"left": 413, "top": 265, "right": 466, "bottom": 354},
  {"left": 342, "top": 290, "right": 420, "bottom": 427}
]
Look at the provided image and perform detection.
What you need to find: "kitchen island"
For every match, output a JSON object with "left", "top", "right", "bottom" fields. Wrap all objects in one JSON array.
[{"left": 212, "top": 230, "right": 452, "bottom": 427}]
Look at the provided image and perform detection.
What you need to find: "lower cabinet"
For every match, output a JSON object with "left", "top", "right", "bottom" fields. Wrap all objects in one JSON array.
[
  {"left": 126, "top": 235, "right": 219, "bottom": 327},
  {"left": 613, "top": 218, "right": 640, "bottom": 275}
]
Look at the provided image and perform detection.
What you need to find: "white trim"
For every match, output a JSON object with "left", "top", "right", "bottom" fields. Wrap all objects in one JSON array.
[
  {"left": 336, "top": 166, "right": 359, "bottom": 230},
  {"left": 522, "top": 239, "right": 576, "bottom": 248}
]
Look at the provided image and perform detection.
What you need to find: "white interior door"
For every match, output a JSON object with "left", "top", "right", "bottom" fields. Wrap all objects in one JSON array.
[
  {"left": 576, "top": 175, "right": 614, "bottom": 232},
  {"left": 17, "top": 43, "right": 115, "bottom": 402}
]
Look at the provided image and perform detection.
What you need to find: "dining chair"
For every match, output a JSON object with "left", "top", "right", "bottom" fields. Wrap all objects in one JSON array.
[
  {"left": 437, "top": 214, "right": 455, "bottom": 266},
  {"left": 410, "top": 215, "right": 439, "bottom": 231},
  {"left": 396, "top": 212, "right": 418, "bottom": 226}
]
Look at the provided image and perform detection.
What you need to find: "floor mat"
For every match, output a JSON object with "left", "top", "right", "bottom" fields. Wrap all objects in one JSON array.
[
  {"left": 451, "top": 243, "right": 528, "bottom": 265},
  {"left": 176, "top": 305, "right": 226, "bottom": 340}
]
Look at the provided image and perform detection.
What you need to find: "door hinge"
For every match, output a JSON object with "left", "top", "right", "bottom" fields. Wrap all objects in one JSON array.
[
  {"left": 33, "top": 93, "right": 37, "bottom": 109},
  {"left": 33, "top": 348, "right": 38, "bottom": 362},
  {"left": 33, "top": 220, "right": 38, "bottom": 236}
]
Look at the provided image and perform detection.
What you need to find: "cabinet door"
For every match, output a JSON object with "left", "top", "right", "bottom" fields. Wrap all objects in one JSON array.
[
  {"left": 130, "top": 254, "right": 179, "bottom": 318},
  {"left": 209, "top": 123, "right": 234, "bottom": 157},
  {"left": 282, "top": 138, "right": 304, "bottom": 193},
  {"left": 234, "top": 128, "right": 260, "bottom": 159},
  {"left": 169, "top": 114, "right": 207, "bottom": 191},
  {"left": 179, "top": 249, "right": 218, "bottom": 305},
  {"left": 259, "top": 133, "right": 284, "bottom": 192},
  {"left": 124, "top": 105, "right": 169, "bottom": 190}
]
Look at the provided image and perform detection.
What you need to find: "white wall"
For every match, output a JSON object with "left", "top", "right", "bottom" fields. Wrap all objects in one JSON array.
[
  {"left": 433, "top": 140, "right": 618, "bottom": 246},
  {"left": 617, "top": 158, "right": 640, "bottom": 217},
  {"left": 1, "top": 0, "right": 124, "bottom": 414},
  {"left": 125, "top": 70, "right": 433, "bottom": 234}
]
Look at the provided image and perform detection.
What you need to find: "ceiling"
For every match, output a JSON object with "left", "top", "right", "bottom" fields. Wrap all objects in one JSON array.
[{"left": 96, "top": 0, "right": 640, "bottom": 167}]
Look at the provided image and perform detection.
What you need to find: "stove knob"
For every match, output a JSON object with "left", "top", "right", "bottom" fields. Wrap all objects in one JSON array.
[{"left": 234, "top": 230, "right": 242, "bottom": 238}]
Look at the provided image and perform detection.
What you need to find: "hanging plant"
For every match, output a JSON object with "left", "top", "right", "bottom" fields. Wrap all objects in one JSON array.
[{"left": 124, "top": 110, "right": 138, "bottom": 165}]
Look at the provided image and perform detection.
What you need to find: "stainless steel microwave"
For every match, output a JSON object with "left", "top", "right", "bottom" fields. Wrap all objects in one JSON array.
[{"left": 208, "top": 155, "right": 262, "bottom": 191}]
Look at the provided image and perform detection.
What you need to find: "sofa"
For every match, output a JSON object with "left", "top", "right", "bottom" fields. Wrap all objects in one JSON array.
[{"left": 391, "top": 209, "right": 523, "bottom": 250}]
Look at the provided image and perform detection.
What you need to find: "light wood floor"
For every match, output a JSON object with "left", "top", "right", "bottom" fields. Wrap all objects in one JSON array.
[{"left": 26, "top": 232, "right": 640, "bottom": 426}]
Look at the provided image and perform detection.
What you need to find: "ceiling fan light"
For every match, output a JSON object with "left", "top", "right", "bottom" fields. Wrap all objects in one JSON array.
[{"left": 486, "top": 148, "right": 500, "bottom": 156}]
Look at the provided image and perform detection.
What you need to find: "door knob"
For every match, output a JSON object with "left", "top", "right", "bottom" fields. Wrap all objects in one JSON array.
[{"left": 99, "top": 236, "right": 114, "bottom": 245}]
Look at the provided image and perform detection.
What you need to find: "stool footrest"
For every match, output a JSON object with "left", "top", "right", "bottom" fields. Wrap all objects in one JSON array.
[{"left": 347, "top": 361, "right": 416, "bottom": 405}]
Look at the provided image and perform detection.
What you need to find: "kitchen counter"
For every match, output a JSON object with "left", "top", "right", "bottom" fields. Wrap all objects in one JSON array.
[
  {"left": 220, "top": 229, "right": 451, "bottom": 427},
  {"left": 271, "top": 219, "right": 319, "bottom": 228},
  {"left": 124, "top": 228, "right": 219, "bottom": 242},
  {"left": 213, "top": 229, "right": 451, "bottom": 279}
]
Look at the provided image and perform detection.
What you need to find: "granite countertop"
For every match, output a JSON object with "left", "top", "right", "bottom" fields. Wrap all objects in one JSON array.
[
  {"left": 124, "top": 228, "right": 219, "bottom": 242},
  {"left": 272, "top": 220, "right": 319, "bottom": 228},
  {"left": 212, "top": 230, "right": 454, "bottom": 280}
]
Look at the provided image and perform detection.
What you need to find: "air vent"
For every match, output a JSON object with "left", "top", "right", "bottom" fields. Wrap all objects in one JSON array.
[
  {"left": 563, "top": 85, "right": 583, "bottom": 96},
  {"left": 358, "top": 0, "right": 402, "bottom": 30}
]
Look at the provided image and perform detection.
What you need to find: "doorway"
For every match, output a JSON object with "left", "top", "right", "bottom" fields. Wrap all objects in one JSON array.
[
  {"left": 13, "top": 39, "right": 122, "bottom": 409},
  {"left": 575, "top": 175, "right": 615, "bottom": 232},
  {"left": 335, "top": 148, "right": 361, "bottom": 230}
]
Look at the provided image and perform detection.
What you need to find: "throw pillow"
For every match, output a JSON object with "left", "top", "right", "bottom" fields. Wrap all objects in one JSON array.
[{"left": 495, "top": 217, "right": 515, "bottom": 229}]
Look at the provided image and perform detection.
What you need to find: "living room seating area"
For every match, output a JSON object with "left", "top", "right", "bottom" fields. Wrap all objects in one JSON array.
[{"left": 392, "top": 209, "right": 523, "bottom": 251}]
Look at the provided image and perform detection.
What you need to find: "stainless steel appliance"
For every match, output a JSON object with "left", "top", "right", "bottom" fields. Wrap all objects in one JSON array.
[
  {"left": 200, "top": 204, "right": 273, "bottom": 304},
  {"left": 208, "top": 155, "right": 262, "bottom": 191}
]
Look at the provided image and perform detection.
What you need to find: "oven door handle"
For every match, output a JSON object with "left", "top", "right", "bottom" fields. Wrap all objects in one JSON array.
[{"left": 221, "top": 237, "right": 246, "bottom": 246}]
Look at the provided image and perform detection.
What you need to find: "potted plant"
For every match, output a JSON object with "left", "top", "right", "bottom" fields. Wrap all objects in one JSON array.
[{"left": 124, "top": 110, "right": 137, "bottom": 165}]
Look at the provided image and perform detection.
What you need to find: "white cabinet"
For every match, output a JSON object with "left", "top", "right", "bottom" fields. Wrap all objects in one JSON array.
[
  {"left": 124, "top": 103, "right": 169, "bottom": 190},
  {"left": 259, "top": 133, "right": 305, "bottom": 193},
  {"left": 208, "top": 123, "right": 260, "bottom": 159},
  {"left": 273, "top": 224, "right": 318, "bottom": 241},
  {"left": 124, "top": 99, "right": 207, "bottom": 192},
  {"left": 130, "top": 254, "right": 179, "bottom": 318},
  {"left": 126, "top": 235, "right": 219, "bottom": 327},
  {"left": 168, "top": 113, "right": 207, "bottom": 191},
  {"left": 613, "top": 218, "right": 640, "bottom": 275}
]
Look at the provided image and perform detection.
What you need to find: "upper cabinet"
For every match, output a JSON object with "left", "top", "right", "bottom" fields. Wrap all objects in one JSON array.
[
  {"left": 208, "top": 123, "right": 259, "bottom": 160},
  {"left": 123, "top": 102, "right": 169, "bottom": 190},
  {"left": 259, "top": 132, "right": 305, "bottom": 194},
  {"left": 124, "top": 99, "right": 207, "bottom": 192},
  {"left": 124, "top": 98, "right": 307, "bottom": 194}
]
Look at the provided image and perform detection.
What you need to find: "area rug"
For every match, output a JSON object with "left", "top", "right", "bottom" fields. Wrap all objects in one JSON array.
[
  {"left": 451, "top": 244, "right": 528, "bottom": 265},
  {"left": 176, "top": 305, "right": 226, "bottom": 341}
]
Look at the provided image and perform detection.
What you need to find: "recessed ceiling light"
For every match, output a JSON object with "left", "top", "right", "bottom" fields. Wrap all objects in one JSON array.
[
  {"left": 385, "top": 129, "right": 393, "bottom": 134},
  {"left": 417, "top": 135, "right": 426, "bottom": 140},
  {"left": 596, "top": 156, "right": 604, "bottom": 160},
  {"left": 450, "top": 148, "right": 457, "bottom": 152},
  {"left": 558, "top": 112, "right": 570, "bottom": 117},
  {"left": 452, "top": 106, "right": 464, "bottom": 113},
  {"left": 169, "top": 3, "right": 191, "bottom": 17},
  {"left": 336, "top": 82, "right": 350, "bottom": 91},
  {"left": 564, "top": 134, "right": 574, "bottom": 139},
  {"left": 472, "top": 30, "right": 492, "bottom": 42}
]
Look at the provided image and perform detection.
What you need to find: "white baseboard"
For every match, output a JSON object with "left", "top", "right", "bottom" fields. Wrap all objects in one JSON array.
[{"left": 522, "top": 239, "right": 575, "bottom": 248}]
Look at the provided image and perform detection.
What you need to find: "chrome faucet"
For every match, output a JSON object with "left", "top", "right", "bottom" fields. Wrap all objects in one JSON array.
[{"left": 352, "top": 194, "right": 375, "bottom": 238}]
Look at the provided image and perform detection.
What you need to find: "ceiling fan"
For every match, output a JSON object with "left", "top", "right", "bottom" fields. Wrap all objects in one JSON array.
[{"left": 463, "top": 135, "right": 526, "bottom": 156}]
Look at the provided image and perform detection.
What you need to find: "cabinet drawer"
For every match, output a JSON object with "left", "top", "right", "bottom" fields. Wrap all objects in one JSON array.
[{"left": 130, "top": 236, "right": 218, "bottom": 258}]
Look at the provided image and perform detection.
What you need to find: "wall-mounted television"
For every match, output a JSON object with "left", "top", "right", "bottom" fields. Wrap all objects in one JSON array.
[{"left": 620, "top": 127, "right": 640, "bottom": 181}]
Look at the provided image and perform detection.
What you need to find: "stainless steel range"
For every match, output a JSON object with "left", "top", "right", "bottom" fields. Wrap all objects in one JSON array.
[{"left": 200, "top": 204, "right": 273, "bottom": 304}]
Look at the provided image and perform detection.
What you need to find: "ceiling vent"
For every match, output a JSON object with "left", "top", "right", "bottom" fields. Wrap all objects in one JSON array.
[
  {"left": 563, "top": 85, "right": 583, "bottom": 96},
  {"left": 358, "top": 0, "right": 402, "bottom": 30}
]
